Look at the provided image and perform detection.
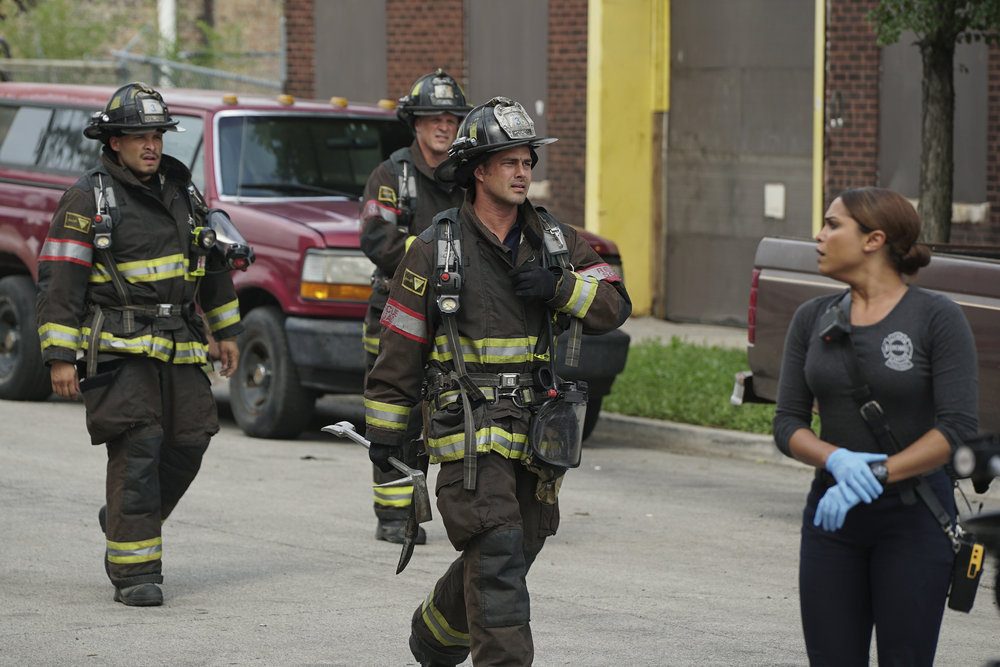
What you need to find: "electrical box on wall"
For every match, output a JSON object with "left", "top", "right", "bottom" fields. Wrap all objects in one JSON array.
[{"left": 764, "top": 183, "right": 786, "bottom": 220}]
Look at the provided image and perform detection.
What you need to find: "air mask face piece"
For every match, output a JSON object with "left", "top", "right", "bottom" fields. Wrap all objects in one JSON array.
[
  {"left": 528, "top": 381, "right": 587, "bottom": 469},
  {"left": 205, "top": 209, "right": 255, "bottom": 271}
]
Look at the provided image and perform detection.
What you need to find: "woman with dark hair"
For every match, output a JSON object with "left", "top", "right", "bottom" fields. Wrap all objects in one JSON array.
[{"left": 773, "top": 187, "right": 978, "bottom": 665}]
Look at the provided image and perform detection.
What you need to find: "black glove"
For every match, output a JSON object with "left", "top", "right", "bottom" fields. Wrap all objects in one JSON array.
[
  {"left": 508, "top": 265, "right": 559, "bottom": 300},
  {"left": 369, "top": 443, "right": 401, "bottom": 473}
]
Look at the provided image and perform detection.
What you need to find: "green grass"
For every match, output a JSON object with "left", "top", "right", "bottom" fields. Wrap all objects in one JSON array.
[{"left": 603, "top": 337, "right": 776, "bottom": 435}]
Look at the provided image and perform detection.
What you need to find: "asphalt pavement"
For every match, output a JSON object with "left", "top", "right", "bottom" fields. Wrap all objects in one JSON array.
[{"left": 2, "top": 316, "right": 999, "bottom": 666}]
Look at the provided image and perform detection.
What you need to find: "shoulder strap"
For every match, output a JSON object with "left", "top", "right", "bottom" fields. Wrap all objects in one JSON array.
[
  {"left": 535, "top": 206, "right": 583, "bottom": 367},
  {"left": 430, "top": 208, "right": 483, "bottom": 490},
  {"left": 829, "top": 293, "right": 959, "bottom": 546},
  {"left": 390, "top": 147, "right": 416, "bottom": 226}
]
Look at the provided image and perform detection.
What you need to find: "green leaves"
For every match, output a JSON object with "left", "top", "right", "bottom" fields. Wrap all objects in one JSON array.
[{"left": 867, "top": 0, "right": 1000, "bottom": 47}]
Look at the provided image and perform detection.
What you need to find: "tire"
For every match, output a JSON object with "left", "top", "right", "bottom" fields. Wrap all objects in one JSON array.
[
  {"left": 0, "top": 275, "right": 52, "bottom": 401},
  {"left": 582, "top": 394, "right": 602, "bottom": 442},
  {"left": 229, "top": 306, "right": 316, "bottom": 439}
]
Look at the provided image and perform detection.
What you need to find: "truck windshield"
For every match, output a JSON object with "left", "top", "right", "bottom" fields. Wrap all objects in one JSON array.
[{"left": 217, "top": 114, "right": 409, "bottom": 199}]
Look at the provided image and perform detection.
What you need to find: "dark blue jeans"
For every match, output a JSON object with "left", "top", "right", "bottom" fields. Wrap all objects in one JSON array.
[{"left": 799, "top": 471, "right": 955, "bottom": 666}]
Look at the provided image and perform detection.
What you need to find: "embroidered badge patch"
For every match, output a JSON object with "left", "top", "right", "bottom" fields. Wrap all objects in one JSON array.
[
  {"left": 402, "top": 269, "right": 427, "bottom": 297},
  {"left": 64, "top": 212, "right": 92, "bottom": 234},
  {"left": 378, "top": 186, "right": 397, "bottom": 207},
  {"left": 881, "top": 331, "right": 914, "bottom": 371}
]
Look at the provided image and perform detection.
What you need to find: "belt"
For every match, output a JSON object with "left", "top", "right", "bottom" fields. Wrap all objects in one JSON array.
[
  {"left": 431, "top": 372, "right": 542, "bottom": 410},
  {"left": 112, "top": 302, "right": 196, "bottom": 319}
]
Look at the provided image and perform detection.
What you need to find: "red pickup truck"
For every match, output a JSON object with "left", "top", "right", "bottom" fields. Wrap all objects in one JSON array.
[{"left": 0, "top": 82, "right": 629, "bottom": 439}]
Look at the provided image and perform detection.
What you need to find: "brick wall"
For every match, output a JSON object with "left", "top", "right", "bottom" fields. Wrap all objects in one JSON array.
[
  {"left": 977, "top": 42, "right": 1000, "bottom": 244},
  {"left": 385, "top": 0, "right": 465, "bottom": 101},
  {"left": 825, "top": 0, "right": 880, "bottom": 206},
  {"left": 545, "top": 0, "right": 588, "bottom": 227},
  {"left": 284, "top": 0, "right": 315, "bottom": 97}
]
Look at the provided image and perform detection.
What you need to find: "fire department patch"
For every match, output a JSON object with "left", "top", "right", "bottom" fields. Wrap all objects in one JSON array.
[
  {"left": 402, "top": 269, "right": 427, "bottom": 296},
  {"left": 63, "top": 212, "right": 92, "bottom": 234},
  {"left": 378, "top": 186, "right": 397, "bottom": 207}
]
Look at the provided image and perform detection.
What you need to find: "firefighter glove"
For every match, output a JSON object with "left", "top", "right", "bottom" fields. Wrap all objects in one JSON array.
[
  {"left": 825, "top": 448, "right": 886, "bottom": 504},
  {"left": 813, "top": 482, "right": 863, "bottom": 531},
  {"left": 508, "top": 265, "right": 559, "bottom": 300},
  {"left": 369, "top": 443, "right": 401, "bottom": 473}
]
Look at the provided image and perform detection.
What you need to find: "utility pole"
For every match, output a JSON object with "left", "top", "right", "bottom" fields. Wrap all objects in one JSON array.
[{"left": 158, "top": 0, "right": 176, "bottom": 86}]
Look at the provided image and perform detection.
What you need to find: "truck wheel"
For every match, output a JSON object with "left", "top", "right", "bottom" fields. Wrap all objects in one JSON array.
[
  {"left": 230, "top": 306, "right": 316, "bottom": 439},
  {"left": 582, "top": 395, "right": 602, "bottom": 441},
  {"left": 0, "top": 275, "right": 52, "bottom": 401}
]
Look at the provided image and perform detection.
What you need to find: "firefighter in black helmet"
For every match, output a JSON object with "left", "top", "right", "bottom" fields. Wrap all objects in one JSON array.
[
  {"left": 359, "top": 69, "right": 471, "bottom": 546},
  {"left": 38, "top": 82, "right": 244, "bottom": 607},
  {"left": 364, "top": 96, "right": 631, "bottom": 665}
]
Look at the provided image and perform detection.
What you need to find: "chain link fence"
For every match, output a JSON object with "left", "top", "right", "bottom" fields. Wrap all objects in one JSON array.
[{"left": 0, "top": 52, "right": 283, "bottom": 94}]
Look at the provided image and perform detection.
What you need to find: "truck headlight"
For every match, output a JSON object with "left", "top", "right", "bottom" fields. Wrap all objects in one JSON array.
[{"left": 300, "top": 249, "right": 375, "bottom": 302}]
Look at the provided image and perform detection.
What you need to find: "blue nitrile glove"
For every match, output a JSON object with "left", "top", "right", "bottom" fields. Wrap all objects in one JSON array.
[
  {"left": 508, "top": 266, "right": 559, "bottom": 300},
  {"left": 824, "top": 448, "right": 887, "bottom": 503},
  {"left": 813, "top": 483, "right": 863, "bottom": 531},
  {"left": 369, "top": 443, "right": 401, "bottom": 474}
]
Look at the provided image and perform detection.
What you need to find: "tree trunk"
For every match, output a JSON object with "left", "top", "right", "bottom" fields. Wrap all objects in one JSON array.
[{"left": 918, "top": 37, "right": 955, "bottom": 243}]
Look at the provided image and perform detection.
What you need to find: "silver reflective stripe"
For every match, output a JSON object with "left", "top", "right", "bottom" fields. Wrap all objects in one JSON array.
[
  {"left": 381, "top": 300, "right": 427, "bottom": 343},
  {"left": 205, "top": 300, "right": 240, "bottom": 331},
  {"left": 38, "top": 326, "right": 80, "bottom": 349},
  {"left": 118, "top": 257, "right": 186, "bottom": 282},
  {"left": 580, "top": 262, "right": 620, "bottom": 281},
  {"left": 373, "top": 484, "right": 413, "bottom": 508},
  {"left": 40, "top": 239, "right": 93, "bottom": 266},
  {"left": 561, "top": 273, "right": 598, "bottom": 318},
  {"left": 106, "top": 537, "right": 162, "bottom": 564},
  {"left": 365, "top": 398, "right": 410, "bottom": 432},
  {"left": 419, "top": 586, "right": 470, "bottom": 647}
]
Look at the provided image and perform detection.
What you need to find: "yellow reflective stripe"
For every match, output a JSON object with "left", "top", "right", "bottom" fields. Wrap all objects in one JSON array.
[
  {"left": 404, "top": 235, "right": 417, "bottom": 253},
  {"left": 364, "top": 398, "right": 410, "bottom": 432},
  {"left": 90, "top": 254, "right": 187, "bottom": 285},
  {"left": 373, "top": 484, "right": 413, "bottom": 508},
  {"left": 106, "top": 536, "right": 162, "bottom": 564},
  {"left": 362, "top": 322, "right": 380, "bottom": 356},
  {"left": 420, "top": 587, "right": 470, "bottom": 647},
  {"left": 428, "top": 335, "right": 545, "bottom": 365},
  {"left": 77, "top": 329, "right": 209, "bottom": 364},
  {"left": 205, "top": 299, "right": 240, "bottom": 331},
  {"left": 557, "top": 271, "right": 598, "bottom": 318},
  {"left": 426, "top": 425, "right": 530, "bottom": 463},
  {"left": 38, "top": 322, "right": 81, "bottom": 351},
  {"left": 118, "top": 254, "right": 187, "bottom": 283}
]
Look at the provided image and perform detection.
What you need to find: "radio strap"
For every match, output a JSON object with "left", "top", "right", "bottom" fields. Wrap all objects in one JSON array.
[
  {"left": 831, "top": 294, "right": 962, "bottom": 551},
  {"left": 535, "top": 208, "right": 582, "bottom": 367}
]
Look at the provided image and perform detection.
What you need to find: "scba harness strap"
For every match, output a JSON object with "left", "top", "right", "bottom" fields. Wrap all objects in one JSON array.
[
  {"left": 427, "top": 207, "right": 583, "bottom": 490},
  {"left": 84, "top": 167, "right": 202, "bottom": 377}
]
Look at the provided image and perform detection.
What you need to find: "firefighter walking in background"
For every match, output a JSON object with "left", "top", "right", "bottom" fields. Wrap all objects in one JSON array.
[
  {"left": 364, "top": 97, "right": 631, "bottom": 665},
  {"left": 359, "top": 69, "right": 471, "bottom": 545},
  {"left": 37, "top": 83, "right": 243, "bottom": 607}
]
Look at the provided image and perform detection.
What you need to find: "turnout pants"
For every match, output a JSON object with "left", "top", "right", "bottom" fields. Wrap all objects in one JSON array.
[
  {"left": 410, "top": 453, "right": 560, "bottom": 667},
  {"left": 82, "top": 357, "right": 218, "bottom": 588},
  {"left": 798, "top": 472, "right": 955, "bottom": 667}
]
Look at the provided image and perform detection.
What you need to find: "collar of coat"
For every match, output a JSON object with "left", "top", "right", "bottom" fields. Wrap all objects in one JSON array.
[{"left": 100, "top": 146, "right": 192, "bottom": 191}]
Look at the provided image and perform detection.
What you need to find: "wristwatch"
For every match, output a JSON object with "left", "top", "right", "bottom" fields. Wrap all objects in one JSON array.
[{"left": 868, "top": 462, "right": 889, "bottom": 485}]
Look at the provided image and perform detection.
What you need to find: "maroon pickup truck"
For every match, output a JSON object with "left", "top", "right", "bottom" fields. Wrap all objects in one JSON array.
[
  {"left": 732, "top": 236, "right": 1000, "bottom": 433},
  {"left": 0, "top": 82, "right": 629, "bottom": 439}
]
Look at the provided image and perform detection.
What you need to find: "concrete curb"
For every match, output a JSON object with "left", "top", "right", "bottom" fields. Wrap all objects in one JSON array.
[{"left": 593, "top": 411, "right": 810, "bottom": 471}]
